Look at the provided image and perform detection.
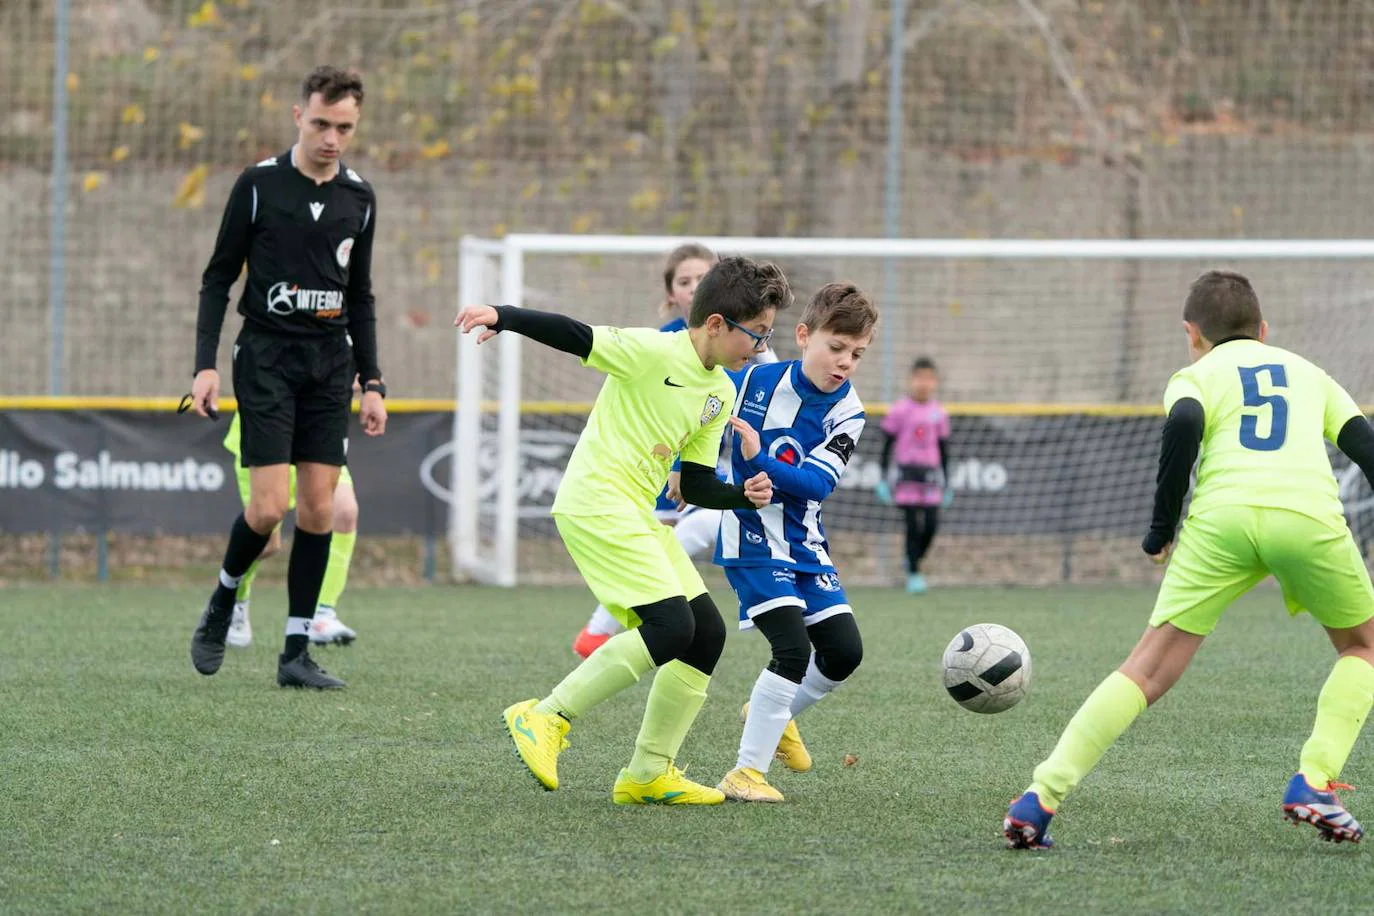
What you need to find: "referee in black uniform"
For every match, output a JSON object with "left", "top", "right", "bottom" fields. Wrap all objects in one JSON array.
[{"left": 189, "top": 66, "right": 387, "bottom": 689}]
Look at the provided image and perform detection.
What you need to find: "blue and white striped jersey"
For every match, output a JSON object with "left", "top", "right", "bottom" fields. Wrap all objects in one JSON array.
[{"left": 715, "top": 360, "right": 865, "bottom": 572}]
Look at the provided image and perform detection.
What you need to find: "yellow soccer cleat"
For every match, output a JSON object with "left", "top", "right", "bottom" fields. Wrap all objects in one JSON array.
[
  {"left": 718, "top": 766, "right": 785, "bottom": 803},
  {"left": 502, "top": 699, "right": 570, "bottom": 791},
  {"left": 612, "top": 765, "right": 725, "bottom": 806},
  {"left": 741, "top": 702, "right": 813, "bottom": 774}
]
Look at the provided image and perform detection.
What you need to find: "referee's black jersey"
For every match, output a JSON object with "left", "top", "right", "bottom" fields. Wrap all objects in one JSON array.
[{"left": 195, "top": 148, "right": 381, "bottom": 383}]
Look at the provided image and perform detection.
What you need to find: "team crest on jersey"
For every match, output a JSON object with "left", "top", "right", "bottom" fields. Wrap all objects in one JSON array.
[
  {"left": 815, "top": 573, "right": 841, "bottom": 592},
  {"left": 336, "top": 237, "right": 354, "bottom": 268},
  {"left": 700, "top": 394, "right": 723, "bottom": 426}
]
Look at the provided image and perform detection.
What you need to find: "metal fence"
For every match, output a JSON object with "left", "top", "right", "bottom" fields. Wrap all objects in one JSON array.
[{"left": 6, "top": 0, "right": 1374, "bottom": 400}]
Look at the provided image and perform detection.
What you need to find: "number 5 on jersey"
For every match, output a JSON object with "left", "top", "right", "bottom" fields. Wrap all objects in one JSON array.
[{"left": 1238, "top": 364, "right": 1288, "bottom": 451}]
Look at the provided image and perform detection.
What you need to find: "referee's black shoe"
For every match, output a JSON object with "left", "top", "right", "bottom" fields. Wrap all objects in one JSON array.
[
  {"left": 277, "top": 651, "right": 346, "bottom": 689},
  {"left": 191, "top": 598, "right": 233, "bottom": 675}
]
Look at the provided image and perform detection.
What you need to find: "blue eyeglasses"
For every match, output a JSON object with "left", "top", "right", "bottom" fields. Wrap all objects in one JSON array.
[{"left": 723, "top": 316, "right": 774, "bottom": 351}]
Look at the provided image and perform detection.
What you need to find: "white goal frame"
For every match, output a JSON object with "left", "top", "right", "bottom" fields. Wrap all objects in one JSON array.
[{"left": 453, "top": 234, "right": 1374, "bottom": 586}]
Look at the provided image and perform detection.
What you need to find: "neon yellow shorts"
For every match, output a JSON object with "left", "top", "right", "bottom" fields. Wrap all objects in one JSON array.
[
  {"left": 1150, "top": 505, "right": 1374, "bottom": 635},
  {"left": 554, "top": 512, "right": 708, "bottom": 629},
  {"left": 225, "top": 412, "right": 351, "bottom": 510}
]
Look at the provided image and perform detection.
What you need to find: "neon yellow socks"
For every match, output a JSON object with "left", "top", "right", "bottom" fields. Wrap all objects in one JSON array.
[
  {"left": 1029, "top": 671, "right": 1147, "bottom": 810},
  {"left": 536, "top": 629, "right": 655, "bottom": 720},
  {"left": 317, "top": 530, "right": 356, "bottom": 608},
  {"left": 1299, "top": 654, "right": 1374, "bottom": 788},
  {"left": 627, "top": 660, "right": 711, "bottom": 781}
]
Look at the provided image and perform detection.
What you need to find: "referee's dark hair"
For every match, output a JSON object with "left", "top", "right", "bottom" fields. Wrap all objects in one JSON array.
[
  {"left": 1184, "top": 270, "right": 1263, "bottom": 343},
  {"left": 302, "top": 65, "right": 365, "bottom": 106},
  {"left": 689, "top": 256, "right": 793, "bottom": 327}
]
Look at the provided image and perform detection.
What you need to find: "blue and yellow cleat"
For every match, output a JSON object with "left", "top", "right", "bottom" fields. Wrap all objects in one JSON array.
[
  {"left": 1282, "top": 773, "right": 1363, "bottom": 844},
  {"left": 502, "top": 699, "right": 570, "bottom": 791},
  {"left": 906, "top": 573, "right": 928, "bottom": 595},
  {"left": 1004, "top": 791, "right": 1055, "bottom": 849},
  {"left": 613, "top": 765, "right": 725, "bottom": 806}
]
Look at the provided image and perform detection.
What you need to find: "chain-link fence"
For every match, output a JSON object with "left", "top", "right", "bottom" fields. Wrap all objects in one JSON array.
[{"left": 6, "top": 0, "right": 1374, "bottom": 399}]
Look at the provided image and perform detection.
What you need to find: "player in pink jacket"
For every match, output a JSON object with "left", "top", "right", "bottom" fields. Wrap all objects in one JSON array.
[{"left": 877, "top": 357, "right": 951, "bottom": 594}]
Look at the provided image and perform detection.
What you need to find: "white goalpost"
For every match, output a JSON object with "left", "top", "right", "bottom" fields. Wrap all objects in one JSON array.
[{"left": 454, "top": 234, "right": 1374, "bottom": 588}]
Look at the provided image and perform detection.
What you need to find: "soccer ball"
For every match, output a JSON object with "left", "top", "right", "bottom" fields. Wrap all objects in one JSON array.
[{"left": 941, "top": 623, "right": 1031, "bottom": 714}]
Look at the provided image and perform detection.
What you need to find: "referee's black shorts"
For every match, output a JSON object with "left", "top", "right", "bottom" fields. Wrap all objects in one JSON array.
[{"left": 231, "top": 327, "right": 353, "bottom": 468}]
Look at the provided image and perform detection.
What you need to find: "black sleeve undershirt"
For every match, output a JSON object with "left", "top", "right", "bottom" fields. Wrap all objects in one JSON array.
[
  {"left": 680, "top": 461, "right": 757, "bottom": 511},
  {"left": 491, "top": 306, "right": 592, "bottom": 359},
  {"left": 195, "top": 173, "right": 253, "bottom": 374},
  {"left": 345, "top": 195, "right": 380, "bottom": 383},
  {"left": 1337, "top": 416, "right": 1374, "bottom": 490},
  {"left": 938, "top": 436, "right": 950, "bottom": 479},
  {"left": 1142, "top": 397, "right": 1204, "bottom": 555},
  {"left": 880, "top": 431, "right": 894, "bottom": 472}
]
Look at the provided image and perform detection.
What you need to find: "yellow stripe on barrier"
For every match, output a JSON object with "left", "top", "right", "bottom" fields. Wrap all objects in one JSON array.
[
  {"left": 0, "top": 395, "right": 1169, "bottom": 416},
  {"left": 0, "top": 396, "right": 454, "bottom": 414},
  {"left": 7, "top": 396, "right": 1369, "bottom": 418}
]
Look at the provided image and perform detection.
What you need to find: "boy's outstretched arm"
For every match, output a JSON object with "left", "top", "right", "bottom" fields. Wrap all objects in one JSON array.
[
  {"left": 455, "top": 305, "right": 592, "bottom": 358},
  {"left": 1142, "top": 397, "right": 1204, "bottom": 559}
]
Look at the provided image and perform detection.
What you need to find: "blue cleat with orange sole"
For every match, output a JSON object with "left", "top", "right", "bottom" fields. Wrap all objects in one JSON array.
[
  {"left": 1282, "top": 773, "right": 1363, "bottom": 844},
  {"left": 1004, "top": 791, "right": 1056, "bottom": 850}
]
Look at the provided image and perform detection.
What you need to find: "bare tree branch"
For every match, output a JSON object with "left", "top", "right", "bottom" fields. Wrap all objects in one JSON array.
[{"left": 1013, "top": 0, "right": 1119, "bottom": 163}]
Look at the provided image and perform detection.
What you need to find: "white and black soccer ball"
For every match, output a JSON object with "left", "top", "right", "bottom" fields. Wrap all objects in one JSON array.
[{"left": 942, "top": 623, "right": 1031, "bottom": 714}]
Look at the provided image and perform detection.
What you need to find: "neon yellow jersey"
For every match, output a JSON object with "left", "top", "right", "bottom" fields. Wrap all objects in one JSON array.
[
  {"left": 552, "top": 326, "right": 735, "bottom": 517},
  {"left": 1163, "top": 338, "right": 1362, "bottom": 525}
]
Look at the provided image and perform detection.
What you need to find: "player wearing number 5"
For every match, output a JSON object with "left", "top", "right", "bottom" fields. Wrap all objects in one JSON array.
[{"left": 1005, "top": 270, "right": 1374, "bottom": 849}]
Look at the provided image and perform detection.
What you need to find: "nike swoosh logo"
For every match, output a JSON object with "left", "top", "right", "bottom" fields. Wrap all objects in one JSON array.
[
  {"left": 663, "top": 377, "right": 684, "bottom": 387},
  {"left": 642, "top": 791, "right": 685, "bottom": 803},
  {"left": 513, "top": 715, "right": 535, "bottom": 743}
]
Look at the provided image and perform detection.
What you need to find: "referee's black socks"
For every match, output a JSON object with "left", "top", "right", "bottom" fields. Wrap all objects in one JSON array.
[
  {"left": 285, "top": 528, "right": 333, "bottom": 658},
  {"left": 212, "top": 513, "right": 272, "bottom": 610}
]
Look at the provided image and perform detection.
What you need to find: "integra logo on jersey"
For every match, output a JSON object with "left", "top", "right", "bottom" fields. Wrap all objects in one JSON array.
[{"left": 266, "top": 281, "right": 344, "bottom": 318}]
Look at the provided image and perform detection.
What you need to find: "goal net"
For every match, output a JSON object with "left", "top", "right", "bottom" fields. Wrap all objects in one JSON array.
[{"left": 453, "top": 235, "right": 1374, "bottom": 588}]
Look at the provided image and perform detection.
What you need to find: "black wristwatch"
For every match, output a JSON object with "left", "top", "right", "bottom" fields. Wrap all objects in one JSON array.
[{"left": 363, "top": 380, "right": 387, "bottom": 399}]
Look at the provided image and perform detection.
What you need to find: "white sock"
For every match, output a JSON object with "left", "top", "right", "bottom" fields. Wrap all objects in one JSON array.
[
  {"left": 737, "top": 669, "right": 800, "bottom": 773},
  {"left": 789, "top": 654, "right": 843, "bottom": 719},
  {"left": 219, "top": 569, "right": 242, "bottom": 589},
  {"left": 674, "top": 509, "right": 722, "bottom": 559},
  {"left": 285, "top": 617, "right": 311, "bottom": 637},
  {"left": 587, "top": 605, "right": 622, "bottom": 637}
]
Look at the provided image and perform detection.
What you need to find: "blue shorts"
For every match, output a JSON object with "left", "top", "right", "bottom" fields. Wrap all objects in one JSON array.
[{"left": 723, "top": 566, "right": 853, "bottom": 631}]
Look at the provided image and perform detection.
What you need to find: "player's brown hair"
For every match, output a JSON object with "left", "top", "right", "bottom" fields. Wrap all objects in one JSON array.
[
  {"left": 799, "top": 282, "right": 879, "bottom": 338},
  {"left": 658, "top": 243, "right": 716, "bottom": 319},
  {"left": 689, "top": 256, "right": 793, "bottom": 327},
  {"left": 1184, "top": 270, "right": 1263, "bottom": 342},
  {"left": 302, "top": 66, "right": 365, "bottom": 106}
]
